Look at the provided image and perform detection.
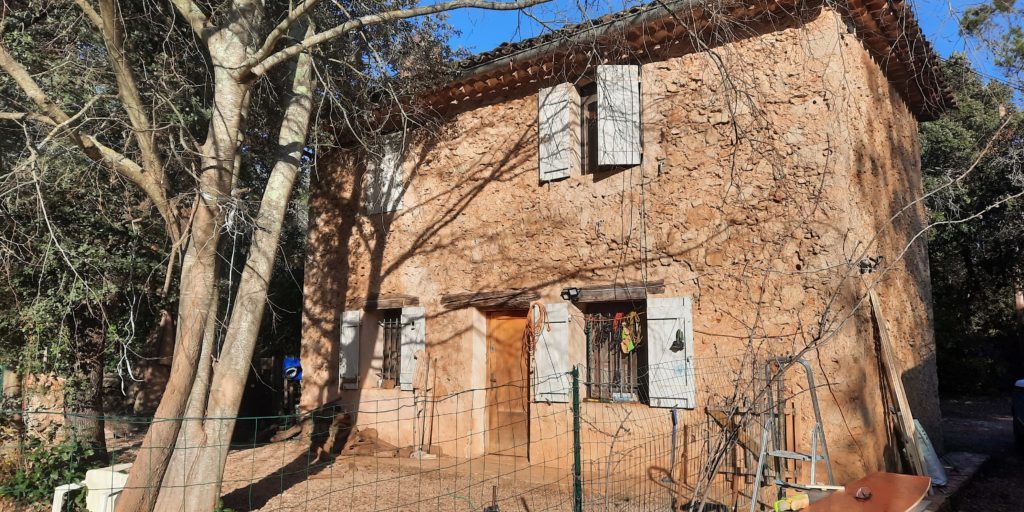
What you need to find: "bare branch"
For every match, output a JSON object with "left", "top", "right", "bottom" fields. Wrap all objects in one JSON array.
[
  {"left": 72, "top": 0, "right": 104, "bottom": 30},
  {"left": 96, "top": 0, "right": 170, "bottom": 196},
  {"left": 0, "top": 112, "right": 57, "bottom": 125},
  {"left": 0, "top": 43, "right": 73, "bottom": 125},
  {"left": 0, "top": 42, "right": 181, "bottom": 242},
  {"left": 38, "top": 95, "right": 106, "bottom": 148},
  {"left": 249, "top": 0, "right": 553, "bottom": 77},
  {"left": 73, "top": 1, "right": 168, "bottom": 188},
  {"left": 169, "top": 0, "right": 213, "bottom": 36},
  {"left": 253, "top": 0, "right": 322, "bottom": 66}
]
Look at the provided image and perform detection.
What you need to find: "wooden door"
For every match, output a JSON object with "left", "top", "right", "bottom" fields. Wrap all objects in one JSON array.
[{"left": 486, "top": 312, "right": 529, "bottom": 457}]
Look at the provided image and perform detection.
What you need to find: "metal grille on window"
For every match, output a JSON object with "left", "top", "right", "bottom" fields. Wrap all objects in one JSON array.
[
  {"left": 380, "top": 310, "right": 402, "bottom": 384},
  {"left": 585, "top": 307, "right": 647, "bottom": 402}
]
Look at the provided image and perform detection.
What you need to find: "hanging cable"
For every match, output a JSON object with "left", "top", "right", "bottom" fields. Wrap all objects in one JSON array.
[{"left": 524, "top": 300, "right": 548, "bottom": 355}]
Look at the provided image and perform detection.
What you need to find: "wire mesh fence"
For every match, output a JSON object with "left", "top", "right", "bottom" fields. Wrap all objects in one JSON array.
[{"left": 1, "top": 353, "right": 828, "bottom": 511}]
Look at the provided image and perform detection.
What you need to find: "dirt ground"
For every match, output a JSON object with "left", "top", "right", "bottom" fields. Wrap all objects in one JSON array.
[
  {"left": 23, "top": 396, "right": 1017, "bottom": 512},
  {"left": 941, "top": 396, "right": 1023, "bottom": 512},
  {"left": 216, "top": 437, "right": 665, "bottom": 511}
]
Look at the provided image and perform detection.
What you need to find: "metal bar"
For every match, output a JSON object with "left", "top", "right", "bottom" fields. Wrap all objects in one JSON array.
[
  {"left": 585, "top": 318, "right": 593, "bottom": 397},
  {"left": 795, "top": 358, "right": 834, "bottom": 485},
  {"left": 572, "top": 366, "right": 583, "bottom": 512},
  {"left": 749, "top": 420, "right": 771, "bottom": 512},
  {"left": 810, "top": 425, "right": 818, "bottom": 485}
]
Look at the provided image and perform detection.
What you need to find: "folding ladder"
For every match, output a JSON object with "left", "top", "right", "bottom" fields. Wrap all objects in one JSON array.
[{"left": 749, "top": 357, "right": 837, "bottom": 512}]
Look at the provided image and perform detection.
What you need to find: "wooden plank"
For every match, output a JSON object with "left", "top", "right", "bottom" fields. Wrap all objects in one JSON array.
[
  {"left": 597, "top": 65, "right": 641, "bottom": 166},
  {"left": 868, "top": 289, "right": 926, "bottom": 476},
  {"left": 350, "top": 294, "right": 420, "bottom": 310},
  {"left": 534, "top": 302, "right": 570, "bottom": 402},
  {"left": 440, "top": 289, "right": 540, "bottom": 310},
  {"left": 574, "top": 279, "right": 665, "bottom": 303},
  {"left": 806, "top": 472, "right": 930, "bottom": 512},
  {"left": 399, "top": 307, "right": 426, "bottom": 391},
  {"left": 339, "top": 310, "right": 362, "bottom": 390},
  {"left": 647, "top": 295, "right": 695, "bottom": 409}
]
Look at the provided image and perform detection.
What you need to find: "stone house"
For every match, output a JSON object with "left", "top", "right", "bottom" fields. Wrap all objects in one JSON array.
[{"left": 300, "top": 0, "right": 951, "bottom": 485}]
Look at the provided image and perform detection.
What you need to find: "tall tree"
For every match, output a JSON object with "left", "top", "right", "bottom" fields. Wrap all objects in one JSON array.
[
  {"left": 961, "top": 0, "right": 1024, "bottom": 87},
  {"left": 961, "top": 0, "right": 1024, "bottom": 370},
  {"left": 0, "top": 0, "right": 552, "bottom": 509},
  {"left": 921, "top": 54, "right": 1024, "bottom": 392}
]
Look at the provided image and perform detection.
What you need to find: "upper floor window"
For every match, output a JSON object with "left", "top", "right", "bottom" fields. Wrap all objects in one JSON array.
[{"left": 537, "top": 65, "right": 642, "bottom": 182}]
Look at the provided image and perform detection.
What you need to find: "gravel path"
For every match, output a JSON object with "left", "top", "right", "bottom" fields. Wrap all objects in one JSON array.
[{"left": 941, "top": 396, "right": 1024, "bottom": 512}]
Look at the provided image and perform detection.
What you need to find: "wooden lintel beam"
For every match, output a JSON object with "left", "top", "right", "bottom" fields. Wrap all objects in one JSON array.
[
  {"left": 573, "top": 279, "right": 666, "bottom": 304},
  {"left": 441, "top": 288, "right": 541, "bottom": 310},
  {"left": 350, "top": 294, "right": 420, "bottom": 310}
]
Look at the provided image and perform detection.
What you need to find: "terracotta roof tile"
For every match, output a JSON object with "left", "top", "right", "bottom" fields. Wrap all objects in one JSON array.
[{"left": 443, "top": 0, "right": 952, "bottom": 120}]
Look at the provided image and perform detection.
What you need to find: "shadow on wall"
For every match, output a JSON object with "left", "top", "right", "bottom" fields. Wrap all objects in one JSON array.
[
  {"left": 847, "top": 58, "right": 941, "bottom": 450},
  {"left": 244, "top": 7, "right": 945, "bottom": 510}
]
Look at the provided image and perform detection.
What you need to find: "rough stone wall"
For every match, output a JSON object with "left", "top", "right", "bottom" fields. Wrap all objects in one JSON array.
[
  {"left": 20, "top": 373, "right": 66, "bottom": 441},
  {"left": 301, "top": 8, "right": 940, "bottom": 480}
]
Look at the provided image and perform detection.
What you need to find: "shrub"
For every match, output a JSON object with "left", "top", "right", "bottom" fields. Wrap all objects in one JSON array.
[{"left": 0, "top": 436, "right": 93, "bottom": 506}]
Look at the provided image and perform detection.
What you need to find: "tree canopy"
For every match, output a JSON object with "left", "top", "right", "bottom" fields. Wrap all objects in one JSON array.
[
  {"left": 1, "top": 0, "right": 549, "bottom": 509},
  {"left": 922, "top": 54, "right": 1024, "bottom": 393}
]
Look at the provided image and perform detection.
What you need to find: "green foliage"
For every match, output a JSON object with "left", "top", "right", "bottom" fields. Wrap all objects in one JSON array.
[
  {"left": 0, "top": 0, "right": 463, "bottom": 393},
  {"left": 214, "top": 498, "right": 236, "bottom": 512},
  {"left": 921, "top": 54, "right": 1024, "bottom": 394},
  {"left": 961, "top": 0, "right": 1024, "bottom": 83},
  {"left": 0, "top": 152, "right": 168, "bottom": 377},
  {"left": 0, "top": 437, "right": 94, "bottom": 506}
]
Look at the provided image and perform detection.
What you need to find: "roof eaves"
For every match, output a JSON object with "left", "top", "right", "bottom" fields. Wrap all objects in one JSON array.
[{"left": 438, "top": 0, "right": 952, "bottom": 120}]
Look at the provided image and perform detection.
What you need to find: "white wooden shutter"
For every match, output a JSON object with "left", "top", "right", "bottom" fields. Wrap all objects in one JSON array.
[
  {"left": 534, "top": 302, "right": 570, "bottom": 402},
  {"left": 646, "top": 296, "right": 695, "bottom": 409},
  {"left": 339, "top": 310, "right": 362, "bottom": 390},
  {"left": 537, "top": 84, "right": 581, "bottom": 182},
  {"left": 365, "top": 133, "right": 405, "bottom": 214},
  {"left": 399, "top": 306, "right": 426, "bottom": 391},
  {"left": 597, "top": 65, "right": 641, "bottom": 166}
]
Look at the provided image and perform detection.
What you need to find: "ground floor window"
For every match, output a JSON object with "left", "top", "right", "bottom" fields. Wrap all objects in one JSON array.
[
  {"left": 584, "top": 303, "right": 647, "bottom": 402},
  {"left": 379, "top": 309, "right": 402, "bottom": 385}
]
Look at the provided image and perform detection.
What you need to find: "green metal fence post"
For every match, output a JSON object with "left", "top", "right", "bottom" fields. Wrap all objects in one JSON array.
[{"left": 572, "top": 366, "right": 583, "bottom": 512}]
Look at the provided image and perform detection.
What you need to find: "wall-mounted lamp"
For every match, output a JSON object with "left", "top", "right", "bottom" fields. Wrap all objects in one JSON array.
[{"left": 560, "top": 287, "right": 581, "bottom": 302}]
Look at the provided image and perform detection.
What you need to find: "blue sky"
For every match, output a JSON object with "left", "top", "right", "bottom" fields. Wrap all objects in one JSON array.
[{"left": 442, "top": 0, "right": 1008, "bottom": 86}]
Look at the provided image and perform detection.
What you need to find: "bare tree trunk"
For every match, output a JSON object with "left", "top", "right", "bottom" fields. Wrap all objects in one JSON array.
[
  {"left": 156, "top": 310, "right": 176, "bottom": 367},
  {"left": 175, "top": 39, "right": 316, "bottom": 512},
  {"left": 153, "top": 302, "right": 218, "bottom": 511},
  {"left": 117, "top": 202, "right": 221, "bottom": 512},
  {"left": 117, "top": 13, "right": 258, "bottom": 509},
  {"left": 117, "top": 69, "right": 248, "bottom": 512}
]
